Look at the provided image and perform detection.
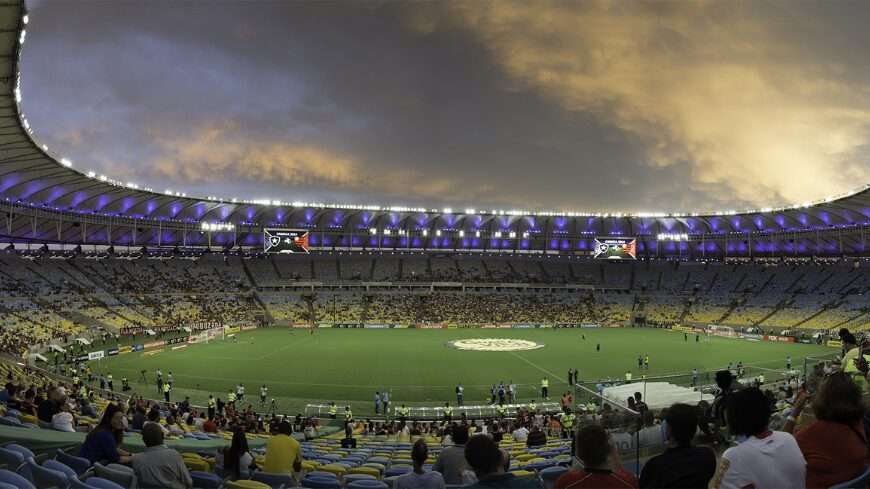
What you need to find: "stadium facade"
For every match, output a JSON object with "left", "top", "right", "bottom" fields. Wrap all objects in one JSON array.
[{"left": 0, "top": 2, "right": 868, "bottom": 259}]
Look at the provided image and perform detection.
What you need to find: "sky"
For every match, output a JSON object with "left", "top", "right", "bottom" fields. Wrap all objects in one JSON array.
[{"left": 18, "top": 0, "right": 870, "bottom": 213}]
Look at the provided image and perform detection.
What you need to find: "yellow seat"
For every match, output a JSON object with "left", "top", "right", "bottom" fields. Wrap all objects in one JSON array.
[
  {"left": 301, "top": 460, "right": 319, "bottom": 472},
  {"left": 512, "top": 470, "right": 535, "bottom": 478},
  {"left": 348, "top": 466, "right": 380, "bottom": 479},
  {"left": 184, "top": 458, "right": 209, "bottom": 472},
  {"left": 225, "top": 481, "right": 271, "bottom": 489},
  {"left": 516, "top": 454, "right": 535, "bottom": 462},
  {"left": 319, "top": 463, "right": 348, "bottom": 476},
  {"left": 19, "top": 414, "right": 37, "bottom": 424}
]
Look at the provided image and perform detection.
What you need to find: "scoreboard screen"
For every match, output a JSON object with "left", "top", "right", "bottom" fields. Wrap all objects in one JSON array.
[
  {"left": 593, "top": 237, "right": 637, "bottom": 260},
  {"left": 264, "top": 228, "right": 310, "bottom": 254}
]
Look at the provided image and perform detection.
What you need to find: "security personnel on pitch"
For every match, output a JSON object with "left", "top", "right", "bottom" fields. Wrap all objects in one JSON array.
[
  {"left": 541, "top": 377, "right": 549, "bottom": 399},
  {"left": 495, "top": 403, "right": 507, "bottom": 418},
  {"left": 227, "top": 390, "right": 236, "bottom": 405},
  {"left": 561, "top": 409, "right": 576, "bottom": 438},
  {"left": 443, "top": 402, "right": 453, "bottom": 421},
  {"left": 163, "top": 381, "right": 171, "bottom": 402},
  {"left": 528, "top": 399, "right": 537, "bottom": 413},
  {"left": 207, "top": 395, "right": 216, "bottom": 419},
  {"left": 106, "top": 373, "right": 114, "bottom": 392},
  {"left": 344, "top": 406, "right": 353, "bottom": 422},
  {"left": 328, "top": 402, "right": 337, "bottom": 419}
]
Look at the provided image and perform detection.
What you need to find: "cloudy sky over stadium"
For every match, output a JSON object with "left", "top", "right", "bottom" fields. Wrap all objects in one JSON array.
[{"left": 19, "top": 0, "right": 870, "bottom": 213}]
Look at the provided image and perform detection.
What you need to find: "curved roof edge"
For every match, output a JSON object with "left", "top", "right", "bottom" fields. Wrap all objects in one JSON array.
[{"left": 0, "top": 0, "right": 868, "bottom": 227}]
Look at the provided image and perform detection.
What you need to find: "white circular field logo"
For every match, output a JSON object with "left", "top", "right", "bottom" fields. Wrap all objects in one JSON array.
[{"left": 448, "top": 338, "right": 545, "bottom": 352}]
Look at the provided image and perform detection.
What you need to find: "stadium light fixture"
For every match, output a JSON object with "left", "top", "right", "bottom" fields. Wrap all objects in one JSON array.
[
  {"left": 458, "top": 230, "right": 465, "bottom": 237},
  {"left": 509, "top": 231, "right": 517, "bottom": 238},
  {"left": 23, "top": 14, "right": 28, "bottom": 24},
  {"left": 383, "top": 229, "right": 391, "bottom": 236},
  {"left": 494, "top": 231, "right": 502, "bottom": 238},
  {"left": 436, "top": 230, "right": 442, "bottom": 237},
  {"left": 442, "top": 208, "right": 452, "bottom": 214},
  {"left": 369, "top": 228, "right": 377, "bottom": 235},
  {"left": 522, "top": 232, "right": 529, "bottom": 239},
  {"left": 422, "top": 229, "right": 429, "bottom": 236},
  {"left": 475, "top": 231, "right": 481, "bottom": 238},
  {"left": 60, "top": 158, "right": 72, "bottom": 167}
]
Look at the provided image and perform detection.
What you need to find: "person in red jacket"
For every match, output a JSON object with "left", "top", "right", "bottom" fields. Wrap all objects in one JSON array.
[{"left": 786, "top": 372, "right": 867, "bottom": 489}]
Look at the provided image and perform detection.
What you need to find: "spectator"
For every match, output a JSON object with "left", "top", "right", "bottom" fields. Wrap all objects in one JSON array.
[
  {"left": 785, "top": 372, "right": 867, "bottom": 488},
  {"left": 464, "top": 434, "right": 538, "bottom": 488},
  {"left": 512, "top": 424, "right": 529, "bottom": 443},
  {"left": 433, "top": 424, "right": 471, "bottom": 485},
  {"left": 263, "top": 420, "right": 302, "bottom": 474},
  {"left": 556, "top": 424, "right": 637, "bottom": 488},
  {"left": 131, "top": 405, "right": 147, "bottom": 430},
  {"left": 51, "top": 402, "right": 76, "bottom": 432},
  {"left": 37, "top": 386, "right": 64, "bottom": 423},
  {"left": 132, "top": 423, "right": 193, "bottom": 489},
  {"left": 220, "top": 428, "right": 255, "bottom": 481},
  {"left": 711, "top": 387, "right": 806, "bottom": 489},
  {"left": 202, "top": 416, "right": 218, "bottom": 433},
  {"left": 639, "top": 403, "right": 716, "bottom": 488},
  {"left": 165, "top": 415, "right": 185, "bottom": 436},
  {"left": 396, "top": 438, "right": 446, "bottom": 489},
  {"left": 526, "top": 425, "right": 547, "bottom": 447},
  {"left": 79, "top": 403, "right": 132, "bottom": 465}
]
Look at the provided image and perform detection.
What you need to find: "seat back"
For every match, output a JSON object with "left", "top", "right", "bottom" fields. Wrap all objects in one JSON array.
[
  {"left": 26, "top": 459, "right": 70, "bottom": 489},
  {"left": 190, "top": 470, "right": 223, "bottom": 489},
  {"left": 346, "top": 480, "right": 388, "bottom": 489},
  {"left": 0, "top": 469, "right": 36, "bottom": 489},
  {"left": 86, "top": 478, "right": 126, "bottom": 489},
  {"left": 251, "top": 471, "right": 296, "bottom": 488},
  {"left": 44, "top": 459, "right": 78, "bottom": 480},
  {"left": 0, "top": 448, "right": 24, "bottom": 470},
  {"left": 92, "top": 463, "right": 135, "bottom": 489},
  {"left": 56, "top": 450, "right": 92, "bottom": 476},
  {"left": 830, "top": 465, "right": 870, "bottom": 489},
  {"left": 225, "top": 480, "right": 272, "bottom": 489}
]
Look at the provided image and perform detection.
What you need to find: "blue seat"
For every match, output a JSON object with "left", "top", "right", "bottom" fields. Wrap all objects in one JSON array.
[
  {"left": 0, "top": 469, "right": 35, "bottom": 489},
  {"left": 347, "top": 480, "right": 388, "bottom": 489},
  {"left": 301, "top": 476, "right": 341, "bottom": 489},
  {"left": 43, "top": 460, "right": 79, "bottom": 481},
  {"left": 306, "top": 471, "right": 337, "bottom": 480},
  {"left": 83, "top": 478, "right": 125, "bottom": 489},
  {"left": 0, "top": 448, "right": 25, "bottom": 471},
  {"left": 0, "top": 482, "right": 17, "bottom": 489},
  {"left": 55, "top": 451, "right": 92, "bottom": 477},
  {"left": 539, "top": 465, "right": 568, "bottom": 489},
  {"left": 251, "top": 471, "right": 296, "bottom": 488},
  {"left": 190, "top": 470, "right": 223, "bottom": 489},
  {"left": 5, "top": 445, "right": 34, "bottom": 461},
  {"left": 23, "top": 459, "right": 69, "bottom": 489},
  {"left": 384, "top": 467, "right": 411, "bottom": 478},
  {"left": 830, "top": 465, "right": 870, "bottom": 489}
]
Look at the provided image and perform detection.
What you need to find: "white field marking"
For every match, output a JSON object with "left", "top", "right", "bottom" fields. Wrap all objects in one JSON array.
[{"left": 507, "top": 351, "right": 566, "bottom": 384}]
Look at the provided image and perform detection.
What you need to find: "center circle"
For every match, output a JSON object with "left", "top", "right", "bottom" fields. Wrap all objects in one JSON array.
[{"left": 448, "top": 338, "right": 545, "bottom": 352}]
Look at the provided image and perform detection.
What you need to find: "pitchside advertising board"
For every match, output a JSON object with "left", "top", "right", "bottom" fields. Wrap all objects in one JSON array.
[
  {"left": 593, "top": 237, "right": 637, "bottom": 260},
  {"left": 263, "top": 228, "right": 310, "bottom": 254}
]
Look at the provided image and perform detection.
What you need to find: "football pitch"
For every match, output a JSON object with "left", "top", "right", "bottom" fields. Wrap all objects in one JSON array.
[{"left": 88, "top": 328, "right": 834, "bottom": 415}]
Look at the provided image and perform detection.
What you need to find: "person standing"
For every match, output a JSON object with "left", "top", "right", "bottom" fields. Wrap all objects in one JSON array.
[
  {"left": 260, "top": 385, "right": 268, "bottom": 406},
  {"left": 456, "top": 383, "right": 464, "bottom": 406},
  {"left": 508, "top": 381, "right": 516, "bottom": 404},
  {"left": 374, "top": 392, "right": 381, "bottom": 414},
  {"left": 207, "top": 395, "right": 216, "bottom": 419},
  {"left": 163, "top": 381, "right": 171, "bottom": 403},
  {"left": 382, "top": 391, "right": 390, "bottom": 415},
  {"left": 541, "top": 377, "right": 549, "bottom": 400}
]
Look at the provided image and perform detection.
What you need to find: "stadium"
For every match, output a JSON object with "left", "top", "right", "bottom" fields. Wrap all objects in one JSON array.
[{"left": 0, "top": 1, "right": 869, "bottom": 489}]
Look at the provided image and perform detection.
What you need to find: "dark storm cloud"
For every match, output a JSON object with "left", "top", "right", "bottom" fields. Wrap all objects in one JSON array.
[{"left": 18, "top": 0, "right": 870, "bottom": 213}]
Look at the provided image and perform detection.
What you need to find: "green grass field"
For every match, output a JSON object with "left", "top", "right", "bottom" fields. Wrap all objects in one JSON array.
[{"left": 87, "top": 328, "right": 834, "bottom": 415}]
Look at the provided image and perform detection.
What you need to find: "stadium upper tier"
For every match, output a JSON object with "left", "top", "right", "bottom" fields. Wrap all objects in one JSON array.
[{"left": 0, "top": 1, "right": 868, "bottom": 256}]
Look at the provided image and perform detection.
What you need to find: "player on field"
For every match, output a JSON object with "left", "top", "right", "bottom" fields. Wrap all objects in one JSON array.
[
  {"left": 456, "top": 383, "right": 464, "bottom": 406},
  {"left": 236, "top": 383, "right": 245, "bottom": 402},
  {"left": 260, "top": 384, "right": 268, "bottom": 406},
  {"left": 786, "top": 355, "right": 792, "bottom": 370},
  {"left": 644, "top": 354, "right": 650, "bottom": 370}
]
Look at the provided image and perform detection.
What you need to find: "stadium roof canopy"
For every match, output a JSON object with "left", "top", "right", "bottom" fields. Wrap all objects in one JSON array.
[{"left": 0, "top": 0, "right": 868, "bottom": 254}]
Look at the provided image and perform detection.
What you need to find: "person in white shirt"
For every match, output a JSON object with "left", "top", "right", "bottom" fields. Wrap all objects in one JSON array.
[
  {"left": 396, "top": 439, "right": 445, "bottom": 489},
  {"left": 52, "top": 403, "right": 76, "bottom": 432},
  {"left": 511, "top": 424, "right": 529, "bottom": 442},
  {"left": 711, "top": 387, "right": 806, "bottom": 489}
]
